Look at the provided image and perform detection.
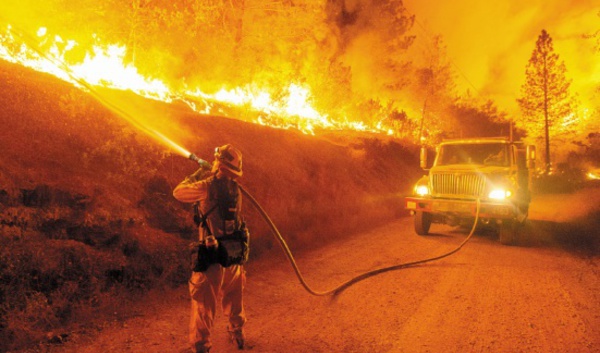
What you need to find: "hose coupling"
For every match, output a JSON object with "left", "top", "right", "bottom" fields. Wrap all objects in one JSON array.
[{"left": 189, "top": 153, "right": 211, "bottom": 168}]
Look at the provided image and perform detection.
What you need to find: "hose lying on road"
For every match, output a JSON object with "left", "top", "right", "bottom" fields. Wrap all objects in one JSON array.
[{"left": 240, "top": 185, "right": 482, "bottom": 297}]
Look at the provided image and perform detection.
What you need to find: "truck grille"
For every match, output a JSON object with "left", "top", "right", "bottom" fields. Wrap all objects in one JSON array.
[{"left": 431, "top": 172, "right": 486, "bottom": 198}]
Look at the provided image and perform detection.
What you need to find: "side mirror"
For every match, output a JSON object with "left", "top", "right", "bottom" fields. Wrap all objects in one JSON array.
[
  {"left": 526, "top": 145, "right": 536, "bottom": 169},
  {"left": 420, "top": 146, "right": 428, "bottom": 169}
]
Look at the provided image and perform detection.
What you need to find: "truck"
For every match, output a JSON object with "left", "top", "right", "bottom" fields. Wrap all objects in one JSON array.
[{"left": 405, "top": 137, "right": 536, "bottom": 245}]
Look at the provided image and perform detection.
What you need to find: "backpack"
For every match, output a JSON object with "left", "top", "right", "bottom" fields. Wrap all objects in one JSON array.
[{"left": 190, "top": 176, "right": 249, "bottom": 271}]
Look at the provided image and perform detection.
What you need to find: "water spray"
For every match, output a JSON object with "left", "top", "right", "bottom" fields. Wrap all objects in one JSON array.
[{"left": 3, "top": 24, "right": 194, "bottom": 159}]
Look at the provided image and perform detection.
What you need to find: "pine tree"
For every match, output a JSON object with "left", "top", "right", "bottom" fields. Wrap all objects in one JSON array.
[{"left": 516, "top": 29, "right": 575, "bottom": 174}]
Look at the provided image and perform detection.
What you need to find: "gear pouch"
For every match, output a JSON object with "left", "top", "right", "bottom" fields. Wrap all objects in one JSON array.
[
  {"left": 217, "top": 228, "right": 250, "bottom": 267},
  {"left": 189, "top": 241, "right": 214, "bottom": 272}
]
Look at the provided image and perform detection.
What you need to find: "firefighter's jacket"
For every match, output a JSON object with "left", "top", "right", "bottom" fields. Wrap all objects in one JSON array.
[{"left": 173, "top": 166, "right": 242, "bottom": 241}]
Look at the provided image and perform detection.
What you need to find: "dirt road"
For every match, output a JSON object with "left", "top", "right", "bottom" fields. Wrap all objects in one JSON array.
[{"left": 35, "top": 202, "right": 600, "bottom": 353}]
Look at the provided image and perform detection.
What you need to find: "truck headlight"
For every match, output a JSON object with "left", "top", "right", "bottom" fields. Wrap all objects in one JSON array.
[
  {"left": 488, "top": 188, "right": 512, "bottom": 200},
  {"left": 588, "top": 168, "right": 600, "bottom": 180},
  {"left": 415, "top": 185, "right": 430, "bottom": 196}
]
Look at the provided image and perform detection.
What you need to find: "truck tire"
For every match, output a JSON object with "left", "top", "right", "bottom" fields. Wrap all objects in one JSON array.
[
  {"left": 414, "top": 210, "right": 432, "bottom": 235},
  {"left": 499, "top": 220, "right": 516, "bottom": 245}
]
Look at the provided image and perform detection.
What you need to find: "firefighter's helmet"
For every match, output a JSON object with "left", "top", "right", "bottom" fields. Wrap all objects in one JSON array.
[{"left": 214, "top": 144, "right": 243, "bottom": 177}]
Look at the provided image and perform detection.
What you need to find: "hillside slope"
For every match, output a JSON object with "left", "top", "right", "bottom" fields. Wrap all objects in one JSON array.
[{"left": 0, "top": 61, "right": 422, "bottom": 350}]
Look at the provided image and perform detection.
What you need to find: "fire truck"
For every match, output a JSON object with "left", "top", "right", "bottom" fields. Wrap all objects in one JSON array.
[{"left": 405, "top": 137, "right": 536, "bottom": 245}]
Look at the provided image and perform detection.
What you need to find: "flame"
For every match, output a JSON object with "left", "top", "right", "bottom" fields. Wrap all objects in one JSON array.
[
  {"left": 0, "top": 24, "right": 392, "bottom": 137},
  {"left": 1, "top": 25, "right": 173, "bottom": 101},
  {"left": 187, "top": 83, "right": 334, "bottom": 133}
]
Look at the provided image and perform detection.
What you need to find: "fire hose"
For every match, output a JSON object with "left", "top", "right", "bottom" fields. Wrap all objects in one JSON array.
[{"left": 238, "top": 182, "right": 482, "bottom": 297}]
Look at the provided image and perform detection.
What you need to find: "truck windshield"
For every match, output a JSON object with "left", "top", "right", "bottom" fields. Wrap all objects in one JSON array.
[{"left": 436, "top": 143, "right": 509, "bottom": 166}]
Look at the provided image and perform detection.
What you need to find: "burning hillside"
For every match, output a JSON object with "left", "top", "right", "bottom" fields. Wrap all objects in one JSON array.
[
  {"left": 0, "top": 4, "right": 405, "bottom": 136},
  {"left": 0, "top": 0, "right": 532, "bottom": 148},
  {"left": 0, "top": 24, "right": 351, "bottom": 136},
  {"left": 1, "top": 0, "right": 596, "bottom": 164}
]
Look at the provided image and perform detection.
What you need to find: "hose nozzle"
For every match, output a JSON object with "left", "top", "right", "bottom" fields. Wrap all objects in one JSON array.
[
  {"left": 189, "top": 153, "right": 211, "bottom": 168},
  {"left": 189, "top": 153, "right": 201, "bottom": 163}
]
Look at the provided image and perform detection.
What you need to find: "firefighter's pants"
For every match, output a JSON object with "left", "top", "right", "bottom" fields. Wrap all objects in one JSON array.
[{"left": 189, "top": 263, "right": 246, "bottom": 352}]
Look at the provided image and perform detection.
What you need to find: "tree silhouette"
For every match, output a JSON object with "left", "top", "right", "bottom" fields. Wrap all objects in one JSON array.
[
  {"left": 516, "top": 29, "right": 575, "bottom": 174},
  {"left": 413, "top": 35, "right": 456, "bottom": 144}
]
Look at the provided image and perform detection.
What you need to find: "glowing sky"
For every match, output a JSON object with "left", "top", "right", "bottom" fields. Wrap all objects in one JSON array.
[{"left": 404, "top": 0, "right": 600, "bottom": 115}]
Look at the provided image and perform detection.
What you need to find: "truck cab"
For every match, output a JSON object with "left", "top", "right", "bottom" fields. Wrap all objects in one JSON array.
[{"left": 405, "top": 137, "right": 536, "bottom": 245}]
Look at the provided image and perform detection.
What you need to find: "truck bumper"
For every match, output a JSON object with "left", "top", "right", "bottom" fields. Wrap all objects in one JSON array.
[{"left": 405, "top": 197, "right": 515, "bottom": 219}]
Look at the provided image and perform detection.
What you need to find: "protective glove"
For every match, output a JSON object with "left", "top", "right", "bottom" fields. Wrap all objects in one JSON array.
[
  {"left": 186, "top": 166, "right": 212, "bottom": 183},
  {"left": 181, "top": 153, "right": 212, "bottom": 184},
  {"left": 198, "top": 159, "right": 211, "bottom": 169}
]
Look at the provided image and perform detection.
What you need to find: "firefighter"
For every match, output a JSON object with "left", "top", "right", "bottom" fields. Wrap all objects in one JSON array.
[{"left": 173, "top": 144, "right": 247, "bottom": 353}]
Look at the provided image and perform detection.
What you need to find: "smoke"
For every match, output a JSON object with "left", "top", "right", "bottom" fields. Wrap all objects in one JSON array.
[
  {"left": 325, "top": 0, "right": 416, "bottom": 108},
  {"left": 404, "top": 0, "right": 600, "bottom": 114},
  {"left": 0, "top": 1, "right": 90, "bottom": 37}
]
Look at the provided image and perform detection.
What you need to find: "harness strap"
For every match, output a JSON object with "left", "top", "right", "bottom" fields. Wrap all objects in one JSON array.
[{"left": 193, "top": 202, "right": 218, "bottom": 236}]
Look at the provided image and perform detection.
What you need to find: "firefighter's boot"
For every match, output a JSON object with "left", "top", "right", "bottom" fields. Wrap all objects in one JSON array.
[{"left": 227, "top": 326, "right": 245, "bottom": 350}]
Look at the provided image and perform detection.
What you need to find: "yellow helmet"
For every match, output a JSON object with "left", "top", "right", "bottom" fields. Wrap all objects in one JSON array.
[{"left": 214, "top": 144, "right": 243, "bottom": 177}]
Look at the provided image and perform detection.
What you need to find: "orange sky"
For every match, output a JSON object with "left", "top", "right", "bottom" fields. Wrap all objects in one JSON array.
[{"left": 404, "top": 0, "right": 600, "bottom": 116}]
